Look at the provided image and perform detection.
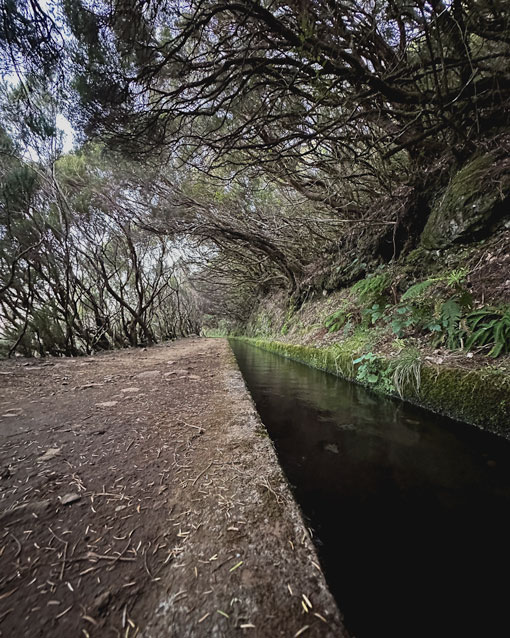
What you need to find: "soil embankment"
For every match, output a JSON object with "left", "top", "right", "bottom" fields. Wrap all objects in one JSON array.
[{"left": 0, "top": 338, "right": 345, "bottom": 638}]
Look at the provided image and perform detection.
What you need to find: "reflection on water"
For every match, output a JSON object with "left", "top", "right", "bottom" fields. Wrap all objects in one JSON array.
[{"left": 230, "top": 340, "right": 510, "bottom": 638}]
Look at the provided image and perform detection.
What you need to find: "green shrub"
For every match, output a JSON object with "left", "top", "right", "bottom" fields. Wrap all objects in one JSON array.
[
  {"left": 397, "top": 270, "right": 472, "bottom": 349},
  {"left": 444, "top": 267, "right": 469, "bottom": 291},
  {"left": 439, "top": 298, "right": 464, "bottom": 349}
]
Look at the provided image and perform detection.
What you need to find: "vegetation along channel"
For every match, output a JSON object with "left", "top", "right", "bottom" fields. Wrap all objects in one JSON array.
[{"left": 231, "top": 339, "right": 510, "bottom": 638}]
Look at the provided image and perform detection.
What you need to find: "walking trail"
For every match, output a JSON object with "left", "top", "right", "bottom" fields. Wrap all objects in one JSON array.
[{"left": 0, "top": 338, "right": 346, "bottom": 638}]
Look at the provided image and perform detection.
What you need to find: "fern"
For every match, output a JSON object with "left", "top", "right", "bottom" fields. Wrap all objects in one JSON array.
[
  {"left": 351, "top": 273, "right": 391, "bottom": 305},
  {"left": 401, "top": 278, "right": 437, "bottom": 301},
  {"left": 440, "top": 298, "right": 463, "bottom": 349},
  {"left": 325, "top": 308, "right": 348, "bottom": 332}
]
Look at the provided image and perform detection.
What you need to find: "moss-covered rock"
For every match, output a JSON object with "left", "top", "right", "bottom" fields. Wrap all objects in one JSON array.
[{"left": 421, "top": 153, "right": 510, "bottom": 250}]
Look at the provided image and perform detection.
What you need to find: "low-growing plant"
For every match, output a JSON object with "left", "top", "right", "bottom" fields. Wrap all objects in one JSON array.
[
  {"left": 324, "top": 300, "right": 355, "bottom": 333},
  {"left": 392, "top": 347, "right": 422, "bottom": 398},
  {"left": 445, "top": 267, "right": 469, "bottom": 291},
  {"left": 325, "top": 308, "right": 348, "bottom": 332},
  {"left": 390, "top": 304, "right": 418, "bottom": 336},
  {"left": 362, "top": 303, "right": 385, "bottom": 326},
  {"left": 439, "top": 297, "right": 464, "bottom": 349},
  {"left": 353, "top": 352, "right": 393, "bottom": 392},
  {"left": 401, "top": 278, "right": 438, "bottom": 301},
  {"left": 465, "top": 307, "right": 510, "bottom": 357},
  {"left": 392, "top": 338, "right": 406, "bottom": 352},
  {"left": 351, "top": 272, "right": 391, "bottom": 306}
]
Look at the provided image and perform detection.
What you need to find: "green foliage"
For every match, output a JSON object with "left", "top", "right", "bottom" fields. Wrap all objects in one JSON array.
[
  {"left": 324, "top": 302, "right": 354, "bottom": 333},
  {"left": 402, "top": 269, "right": 469, "bottom": 300},
  {"left": 353, "top": 352, "right": 393, "bottom": 392},
  {"left": 445, "top": 267, "right": 469, "bottom": 290},
  {"left": 202, "top": 317, "right": 231, "bottom": 337},
  {"left": 1, "top": 164, "right": 39, "bottom": 213},
  {"left": 401, "top": 278, "right": 437, "bottom": 301},
  {"left": 390, "top": 305, "right": 418, "bottom": 336},
  {"left": 351, "top": 273, "right": 391, "bottom": 306},
  {"left": 362, "top": 303, "right": 385, "bottom": 326},
  {"left": 353, "top": 352, "right": 378, "bottom": 383},
  {"left": 392, "top": 347, "right": 422, "bottom": 398},
  {"left": 465, "top": 308, "right": 510, "bottom": 358},
  {"left": 393, "top": 271, "right": 509, "bottom": 357},
  {"left": 249, "top": 310, "right": 273, "bottom": 336},
  {"left": 392, "top": 338, "right": 406, "bottom": 351},
  {"left": 392, "top": 270, "right": 473, "bottom": 350},
  {"left": 333, "top": 328, "right": 374, "bottom": 355},
  {"left": 439, "top": 298, "right": 463, "bottom": 349},
  {"left": 325, "top": 308, "right": 346, "bottom": 332},
  {"left": 324, "top": 266, "right": 508, "bottom": 361}
]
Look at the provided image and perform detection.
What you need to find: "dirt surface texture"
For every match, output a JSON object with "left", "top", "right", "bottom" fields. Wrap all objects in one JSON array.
[{"left": 0, "top": 338, "right": 347, "bottom": 638}]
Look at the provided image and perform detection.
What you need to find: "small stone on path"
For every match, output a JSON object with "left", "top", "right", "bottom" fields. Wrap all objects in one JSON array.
[
  {"left": 121, "top": 387, "right": 141, "bottom": 393},
  {"left": 39, "top": 447, "right": 61, "bottom": 462},
  {"left": 136, "top": 370, "right": 161, "bottom": 380},
  {"left": 96, "top": 401, "right": 118, "bottom": 408},
  {"left": 60, "top": 493, "right": 81, "bottom": 505}
]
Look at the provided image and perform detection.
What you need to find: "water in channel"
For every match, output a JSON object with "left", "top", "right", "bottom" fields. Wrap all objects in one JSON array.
[{"left": 230, "top": 340, "right": 510, "bottom": 638}]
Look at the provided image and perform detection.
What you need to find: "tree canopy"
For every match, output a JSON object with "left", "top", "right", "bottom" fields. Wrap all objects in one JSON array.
[{"left": 1, "top": 0, "right": 509, "bottom": 353}]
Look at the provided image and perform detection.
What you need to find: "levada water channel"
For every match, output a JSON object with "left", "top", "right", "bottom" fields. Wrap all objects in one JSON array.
[{"left": 230, "top": 340, "right": 510, "bottom": 638}]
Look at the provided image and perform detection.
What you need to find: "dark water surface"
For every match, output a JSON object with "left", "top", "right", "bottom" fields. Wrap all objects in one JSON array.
[{"left": 230, "top": 340, "right": 510, "bottom": 638}]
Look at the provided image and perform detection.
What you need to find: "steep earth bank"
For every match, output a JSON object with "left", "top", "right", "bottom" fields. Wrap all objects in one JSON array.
[{"left": 232, "top": 229, "right": 510, "bottom": 436}]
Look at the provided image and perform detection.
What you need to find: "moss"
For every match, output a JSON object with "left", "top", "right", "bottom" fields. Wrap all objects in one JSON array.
[
  {"left": 421, "top": 153, "right": 510, "bottom": 250},
  {"left": 418, "top": 365, "right": 510, "bottom": 435},
  {"left": 232, "top": 337, "right": 510, "bottom": 436}
]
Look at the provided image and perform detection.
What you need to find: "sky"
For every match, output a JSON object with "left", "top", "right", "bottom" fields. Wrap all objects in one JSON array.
[{"left": 56, "top": 113, "right": 75, "bottom": 153}]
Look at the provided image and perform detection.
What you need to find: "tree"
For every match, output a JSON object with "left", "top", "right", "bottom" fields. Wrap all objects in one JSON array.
[{"left": 61, "top": 0, "right": 510, "bottom": 260}]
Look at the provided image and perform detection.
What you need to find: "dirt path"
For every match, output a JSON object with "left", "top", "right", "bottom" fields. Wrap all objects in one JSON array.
[{"left": 0, "top": 338, "right": 347, "bottom": 637}]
